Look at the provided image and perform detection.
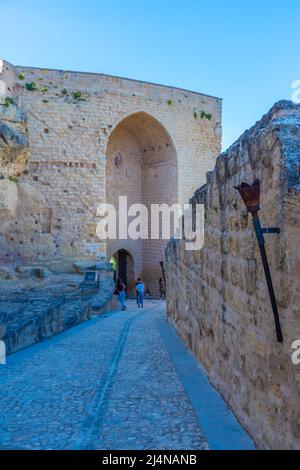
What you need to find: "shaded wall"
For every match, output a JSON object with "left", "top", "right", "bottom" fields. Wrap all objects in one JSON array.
[{"left": 166, "top": 101, "right": 300, "bottom": 449}]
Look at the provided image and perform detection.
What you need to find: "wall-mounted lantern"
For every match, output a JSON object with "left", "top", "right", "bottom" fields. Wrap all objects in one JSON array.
[{"left": 234, "top": 179, "right": 283, "bottom": 343}]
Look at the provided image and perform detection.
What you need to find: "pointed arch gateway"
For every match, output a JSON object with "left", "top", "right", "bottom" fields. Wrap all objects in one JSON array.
[{"left": 105, "top": 111, "right": 178, "bottom": 296}]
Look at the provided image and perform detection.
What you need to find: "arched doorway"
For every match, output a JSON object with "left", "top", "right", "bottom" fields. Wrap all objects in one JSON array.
[
  {"left": 106, "top": 112, "right": 178, "bottom": 295},
  {"left": 110, "top": 249, "right": 135, "bottom": 295}
]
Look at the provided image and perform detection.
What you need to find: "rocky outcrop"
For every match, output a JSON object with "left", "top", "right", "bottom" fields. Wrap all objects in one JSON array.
[
  {"left": 165, "top": 101, "right": 300, "bottom": 449},
  {"left": 0, "top": 266, "right": 17, "bottom": 280},
  {"left": 15, "top": 266, "right": 53, "bottom": 279},
  {"left": 0, "top": 102, "right": 29, "bottom": 178},
  {"left": 0, "top": 266, "right": 116, "bottom": 355}
]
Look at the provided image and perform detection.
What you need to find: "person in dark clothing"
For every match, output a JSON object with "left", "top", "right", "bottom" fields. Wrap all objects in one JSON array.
[{"left": 115, "top": 278, "right": 126, "bottom": 310}]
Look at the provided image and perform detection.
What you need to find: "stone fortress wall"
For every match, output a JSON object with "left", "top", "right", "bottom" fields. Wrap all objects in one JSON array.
[
  {"left": 0, "top": 59, "right": 221, "bottom": 294},
  {"left": 165, "top": 101, "right": 300, "bottom": 449}
]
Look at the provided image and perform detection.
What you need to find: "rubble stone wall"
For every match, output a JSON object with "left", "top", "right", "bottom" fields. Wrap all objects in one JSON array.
[{"left": 165, "top": 101, "right": 300, "bottom": 449}]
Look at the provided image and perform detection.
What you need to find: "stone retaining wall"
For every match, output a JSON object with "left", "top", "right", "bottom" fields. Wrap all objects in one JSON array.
[
  {"left": 165, "top": 101, "right": 300, "bottom": 449},
  {"left": 1, "top": 268, "right": 116, "bottom": 355}
]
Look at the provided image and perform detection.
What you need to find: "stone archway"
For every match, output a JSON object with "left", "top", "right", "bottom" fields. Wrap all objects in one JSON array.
[
  {"left": 111, "top": 248, "right": 135, "bottom": 296},
  {"left": 105, "top": 112, "right": 178, "bottom": 295}
]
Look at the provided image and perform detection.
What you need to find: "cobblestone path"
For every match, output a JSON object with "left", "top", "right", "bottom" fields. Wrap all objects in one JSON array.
[{"left": 0, "top": 300, "right": 255, "bottom": 450}]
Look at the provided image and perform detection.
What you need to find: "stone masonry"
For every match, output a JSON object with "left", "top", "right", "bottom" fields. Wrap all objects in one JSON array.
[
  {"left": 0, "top": 59, "right": 221, "bottom": 294},
  {"left": 165, "top": 101, "right": 300, "bottom": 449}
]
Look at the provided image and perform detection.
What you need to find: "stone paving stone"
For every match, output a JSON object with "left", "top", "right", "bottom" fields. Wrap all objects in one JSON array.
[
  {"left": 0, "top": 300, "right": 254, "bottom": 450},
  {"left": 157, "top": 318, "right": 255, "bottom": 450},
  {"left": 90, "top": 304, "right": 207, "bottom": 450}
]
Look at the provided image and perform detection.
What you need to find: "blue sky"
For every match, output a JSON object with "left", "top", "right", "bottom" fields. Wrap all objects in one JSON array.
[{"left": 1, "top": 0, "right": 299, "bottom": 150}]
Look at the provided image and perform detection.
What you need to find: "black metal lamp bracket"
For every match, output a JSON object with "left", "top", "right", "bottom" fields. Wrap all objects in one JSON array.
[
  {"left": 261, "top": 227, "right": 281, "bottom": 234},
  {"left": 234, "top": 179, "right": 283, "bottom": 343}
]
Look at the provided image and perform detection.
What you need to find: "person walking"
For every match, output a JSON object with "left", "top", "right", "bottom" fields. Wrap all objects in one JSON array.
[
  {"left": 135, "top": 278, "right": 145, "bottom": 308},
  {"left": 159, "top": 277, "right": 166, "bottom": 299},
  {"left": 115, "top": 278, "right": 126, "bottom": 311}
]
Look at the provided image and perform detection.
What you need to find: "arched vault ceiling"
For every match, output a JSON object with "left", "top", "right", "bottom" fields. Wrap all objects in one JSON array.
[{"left": 111, "top": 112, "right": 177, "bottom": 165}]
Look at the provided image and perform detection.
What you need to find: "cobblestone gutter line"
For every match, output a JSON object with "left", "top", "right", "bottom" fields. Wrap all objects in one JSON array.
[
  {"left": 0, "top": 301, "right": 254, "bottom": 450},
  {"left": 72, "top": 307, "right": 155, "bottom": 450}
]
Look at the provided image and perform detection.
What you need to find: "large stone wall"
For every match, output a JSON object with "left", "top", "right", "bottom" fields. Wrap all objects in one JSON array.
[
  {"left": 165, "top": 101, "right": 300, "bottom": 449},
  {"left": 0, "top": 60, "right": 221, "bottom": 293}
]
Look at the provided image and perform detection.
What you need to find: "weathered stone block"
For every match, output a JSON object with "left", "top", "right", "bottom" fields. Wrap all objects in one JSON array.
[{"left": 15, "top": 266, "right": 53, "bottom": 279}]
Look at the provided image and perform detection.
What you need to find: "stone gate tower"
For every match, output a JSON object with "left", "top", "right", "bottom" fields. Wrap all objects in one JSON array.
[{"left": 0, "top": 59, "right": 222, "bottom": 294}]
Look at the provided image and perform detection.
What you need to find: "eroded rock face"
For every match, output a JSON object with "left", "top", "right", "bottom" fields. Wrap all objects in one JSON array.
[
  {"left": 166, "top": 101, "right": 300, "bottom": 450},
  {"left": 15, "top": 266, "right": 53, "bottom": 279},
  {"left": 0, "top": 266, "right": 16, "bottom": 280},
  {"left": 0, "top": 266, "right": 116, "bottom": 355},
  {"left": 0, "top": 102, "right": 29, "bottom": 178}
]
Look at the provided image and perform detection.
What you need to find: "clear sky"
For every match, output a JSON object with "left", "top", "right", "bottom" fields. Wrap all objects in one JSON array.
[{"left": 1, "top": 0, "right": 299, "bottom": 150}]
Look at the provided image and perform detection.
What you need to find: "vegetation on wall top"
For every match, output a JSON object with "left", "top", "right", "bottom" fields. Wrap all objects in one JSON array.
[{"left": 193, "top": 110, "right": 212, "bottom": 121}]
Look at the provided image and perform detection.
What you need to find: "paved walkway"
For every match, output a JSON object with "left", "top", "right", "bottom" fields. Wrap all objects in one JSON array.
[{"left": 0, "top": 300, "right": 255, "bottom": 450}]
